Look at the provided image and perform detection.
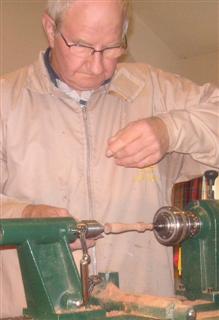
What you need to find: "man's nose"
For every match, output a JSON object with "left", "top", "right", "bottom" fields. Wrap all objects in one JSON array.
[{"left": 88, "top": 52, "right": 104, "bottom": 75}]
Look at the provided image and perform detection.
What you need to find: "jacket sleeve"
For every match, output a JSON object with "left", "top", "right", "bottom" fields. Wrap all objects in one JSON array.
[
  {"left": 150, "top": 67, "right": 219, "bottom": 169},
  {"left": 0, "top": 78, "right": 30, "bottom": 218}
]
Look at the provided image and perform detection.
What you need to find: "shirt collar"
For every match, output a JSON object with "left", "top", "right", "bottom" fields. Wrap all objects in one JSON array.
[
  {"left": 44, "top": 47, "right": 59, "bottom": 87},
  {"left": 43, "top": 47, "right": 113, "bottom": 104}
]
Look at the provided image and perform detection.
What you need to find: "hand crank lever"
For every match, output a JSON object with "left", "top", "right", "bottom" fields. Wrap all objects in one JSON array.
[{"left": 77, "top": 220, "right": 104, "bottom": 306}]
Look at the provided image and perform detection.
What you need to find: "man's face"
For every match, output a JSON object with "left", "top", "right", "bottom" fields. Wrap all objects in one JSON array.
[{"left": 43, "top": 0, "right": 125, "bottom": 91}]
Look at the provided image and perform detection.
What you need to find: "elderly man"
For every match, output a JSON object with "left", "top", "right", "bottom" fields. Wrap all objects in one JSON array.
[{"left": 1, "top": 0, "right": 219, "bottom": 317}]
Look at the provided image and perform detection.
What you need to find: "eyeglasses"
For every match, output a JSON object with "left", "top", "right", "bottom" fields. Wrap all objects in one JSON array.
[{"left": 60, "top": 32, "right": 127, "bottom": 59}]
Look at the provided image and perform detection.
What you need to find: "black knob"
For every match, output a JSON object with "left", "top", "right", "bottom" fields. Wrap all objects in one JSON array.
[
  {"left": 204, "top": 170, "right": 218, "bottom": 184},
  {"left": 204, "top": 170, "right": 218, "bottom": 200}
]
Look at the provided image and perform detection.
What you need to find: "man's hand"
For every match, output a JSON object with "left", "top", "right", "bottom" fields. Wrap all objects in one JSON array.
[
  {"left": 106, "top": 117, "right": 169, "bottom": 168},
  {"left": 22, "top": 204, "right": 71, "bottom": 218},
  {"left": 69, "top": 238, "right": 97, "bottom": 251},
  {"left": 22, "top": 204, "right": 100, "bottom": 250}
]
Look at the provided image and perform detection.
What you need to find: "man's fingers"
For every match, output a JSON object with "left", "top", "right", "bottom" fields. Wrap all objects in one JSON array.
[
  {"left": 54, "top": 207, "right": 71, "bottom": 217},
  {"left": 106, "top": 123, "right": 142, "bottom": 157},
  {"left": 106, "top": 117, "right": 169, "bottom": 168},
  {"left": 114, "top": 146, "right": 155, "bottom": 166},
  {"left": 106, "top": 137, "right": 126, "bottom": 157},
  {"left": 70, "top": 238, "right": 96, "bottom": 251},
  {"left": 22, "top": 204, "right": 71, "bottom": 218}
]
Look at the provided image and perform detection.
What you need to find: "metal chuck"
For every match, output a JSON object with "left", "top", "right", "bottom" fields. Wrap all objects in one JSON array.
[{"left": 153, "top": 206, "right": 201, "bottom": 246}]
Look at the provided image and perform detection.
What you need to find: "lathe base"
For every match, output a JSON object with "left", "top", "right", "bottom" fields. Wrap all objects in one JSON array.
[
  {"left": 3, "top": 283, "right": 219, "bottom": 320},
  {"left": 3, "top": 310, "right": 219, "bottom": 320}
]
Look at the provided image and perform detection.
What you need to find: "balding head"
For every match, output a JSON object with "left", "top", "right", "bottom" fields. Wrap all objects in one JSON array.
[{"left": 46, "top": 0, "right": 130, "bottom": 36}]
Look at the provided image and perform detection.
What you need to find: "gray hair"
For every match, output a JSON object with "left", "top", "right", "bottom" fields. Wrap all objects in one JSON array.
[{"left": 46, "top": 0, "right": 130, "bottom": 36}]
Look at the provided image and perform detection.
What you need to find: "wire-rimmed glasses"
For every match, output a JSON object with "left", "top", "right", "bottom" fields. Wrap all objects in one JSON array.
[{"left": 60, "top": 32, "right": 127, "bottom": 59}]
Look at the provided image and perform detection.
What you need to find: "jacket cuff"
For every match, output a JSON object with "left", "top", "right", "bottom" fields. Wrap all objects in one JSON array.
[{"left": 156, "top": 113, "right": 176, "bottom": 153}]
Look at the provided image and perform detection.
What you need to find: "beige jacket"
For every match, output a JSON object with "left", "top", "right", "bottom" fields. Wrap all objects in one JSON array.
[{"left": 1, "top": 52, "right": 219, "bottom": 317}]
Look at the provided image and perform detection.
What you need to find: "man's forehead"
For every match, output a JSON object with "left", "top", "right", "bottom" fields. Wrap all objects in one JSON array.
[
  {"left": 62, "top": 0, "right": 124, "bottom": 29},
  {"left": 66, "top": 0, "right": 125, "bottom": 11}
]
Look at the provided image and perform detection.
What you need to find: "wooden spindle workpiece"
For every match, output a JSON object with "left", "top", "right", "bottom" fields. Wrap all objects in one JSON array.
[{"left": 104, "top": 222, "right": 154, "bottom": 234}]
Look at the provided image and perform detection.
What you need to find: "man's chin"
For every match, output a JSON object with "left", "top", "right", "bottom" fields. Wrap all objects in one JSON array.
[{"left": 67, "top": 77, "right": 106, "bottom": 91}]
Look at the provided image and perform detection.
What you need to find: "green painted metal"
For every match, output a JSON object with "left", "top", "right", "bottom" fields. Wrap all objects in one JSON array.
[
  {"left": 106, "top": 316, "right": 155, "bottom": 319},
  {"left": 178, "top": 200, "right": 219, "bottom": 310},
  {"left": 0, "top": 218, "right": 77, "bottom": 245},
  {"left": 1, "top": 200, "right": 219, "bottom": 319},
  {"left": 0, "top": 218, "right": 87, "bottom": 319},
  {"left": 23, "top": 308, "right": 106, "bottom": 320}
]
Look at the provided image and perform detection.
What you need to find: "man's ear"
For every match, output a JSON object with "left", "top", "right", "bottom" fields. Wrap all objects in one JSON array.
[{"left": 42, "top": 13, "right": 56, "bottom": 48}]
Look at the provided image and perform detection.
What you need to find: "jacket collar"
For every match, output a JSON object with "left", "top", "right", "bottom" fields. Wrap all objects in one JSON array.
[
  {"left": 109, "top": 66, "right": 146, "bottom": 102},
  {"left": 26, "top": 51, "right": 145, "bottom": 103},
  {"left": 43, "top": 47, "right": 59, "bottom": 87}
]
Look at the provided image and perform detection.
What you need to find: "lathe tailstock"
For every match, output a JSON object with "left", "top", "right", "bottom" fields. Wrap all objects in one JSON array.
[
  {"left": 1, "top": 200, "right": 219, "bottom": 319},
  {"left": 153, "top": 200, "right": 219, "bottom": 307}
]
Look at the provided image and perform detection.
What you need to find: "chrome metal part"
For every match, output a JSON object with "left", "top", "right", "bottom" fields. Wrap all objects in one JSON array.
[
  {"left": 77, "top": 220, "right": 104, "bottom": 306},
  {"left": 80, "top": 255, "right": 90, "bottom": 306},
  {"left": 78, "top": 224, "right": 91, "bottom": 306},
  {"left": 187, "top": 308, "right": 196, "bottom": 320},
  {"left": 88, "top": 274, "right": 102, "bottom": 293},
  {"left": 0, "top": 226, "right": 3, "bottom": 242},
  {"left": 153, "top": 206, "right": 201, "bottom": 246},
  {"left": 77, "top": 220, "right": 104, "bottom": 238}
]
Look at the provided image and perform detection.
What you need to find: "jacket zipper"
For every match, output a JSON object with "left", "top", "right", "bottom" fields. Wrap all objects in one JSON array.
[{"left": 80, "top": 100, "right": 97, "bottom": 274}]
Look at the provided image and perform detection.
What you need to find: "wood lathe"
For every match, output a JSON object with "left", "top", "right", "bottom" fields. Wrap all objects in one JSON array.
[{"left": 1, "top": 200, "right": 219, "bottom": 319}]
